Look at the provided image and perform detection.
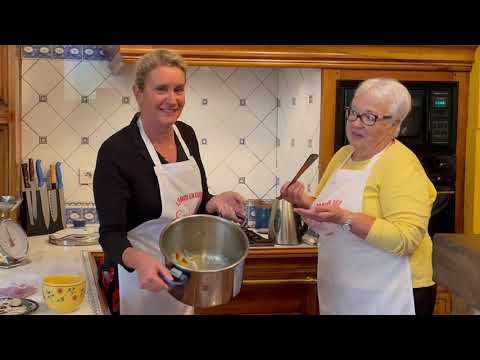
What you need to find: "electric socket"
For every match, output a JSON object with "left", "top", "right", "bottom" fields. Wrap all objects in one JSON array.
[{"left": 79, "top": 168, "right": 94, "bottom": 185}]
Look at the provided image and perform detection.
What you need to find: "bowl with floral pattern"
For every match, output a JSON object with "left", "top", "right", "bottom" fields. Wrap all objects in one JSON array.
[{"left": 42, "top": 275, "right": 86, "bottom": 314}]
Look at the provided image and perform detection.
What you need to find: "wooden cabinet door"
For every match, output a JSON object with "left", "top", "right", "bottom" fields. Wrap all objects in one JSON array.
[
  {"left": 0, "top": 124, "right": 8, "bottom": 195},
  {"left": 433, "top": 286, "right": 452, "bottom": 315}
]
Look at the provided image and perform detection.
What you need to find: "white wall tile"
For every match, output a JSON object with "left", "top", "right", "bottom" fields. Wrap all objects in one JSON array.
[
  {"left": 21, "top": 79, "right": 39, "bottom": 117},
  {"left": 48, "top": 122, "right": 81, "bottom": 159},
  {"left": 223, "top": 105, "right": 259, "bottom": 139},
  {"left": 212, "top": 67, "right": 235, "bottom": 81},
  {"left": 247, "top": 84, "right": 277, "bottom": 121},
  {"left": 65, "top": 104, "right": 104, "bottom": 136},
  {"left": 89, "top": 60, "right": 112, "bottom": 78},
  {"left": 226, "top": 145, "right": 259, "bottom": 177},
  {"left": 246, "top": 162, "right": 276, "bottom": 198},
  {"left": 66, "top": 61, "right": 104, "bottom": 96},
  {"left": 89, "top": 122, "right": 116, "bottom": 152},
  {"left": 247, "top": 124, "right": 275, "bottom": 160},
  {"left": 207, "top": 163, "right": 238, "bottom": 195},
  {"left": 67, "top": 185, "right": 94, "bottom": 203},
  {"left": 226, "top": 68, "right": 260, "bottom": 98},
  {"left": 22, "top": 59, "right": 37, "bottom": 75},
  {"left": 107, "top": 104, "right": 137, "bottom": 131},
  {"left": 48, "top": 59, "right": 80, "bottom": 77},
  {"left": 89, "top": 84, "right": 122, "bottom": 119},
  {"left": 21, "top": 55, "right": 322, "bottom": 205},
  {"left": 253, "top": 68, "right": 273, "bottom": 82},
  {"left": 23, "top": 59, "right": 62, "bottom": 95},
  {"left": 21, "top": 123, "right": 39, "bottom": 158},
  {"left": 66, "top": 144, "right": 97, "bottom": 172},
  {"left": 23, "top": 102, "right": 63, "bottom": 136},
  {"left": 48, "top": 80, "right": 81, "bottom": 119}
]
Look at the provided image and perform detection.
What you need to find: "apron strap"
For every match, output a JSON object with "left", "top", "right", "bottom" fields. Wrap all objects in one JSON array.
[{"left": 137, "top": 117, "right": 193, "bottom": 169}]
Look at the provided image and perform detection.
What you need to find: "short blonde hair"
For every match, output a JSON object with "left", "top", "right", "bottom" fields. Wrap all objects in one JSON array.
[
  {"left": 134, "top": 49, "right": 187, "bottom": 90},
  {"left": 354, "top": 78, "right": 412, "bottom": 137}
]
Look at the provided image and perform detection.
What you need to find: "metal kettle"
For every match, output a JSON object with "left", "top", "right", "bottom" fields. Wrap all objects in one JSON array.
[
  {"left": 267, "top": 153, "right": 319, "bottom": 246},
  {"left": 268, "top": 199, "right": 307, "bottom": 245}
]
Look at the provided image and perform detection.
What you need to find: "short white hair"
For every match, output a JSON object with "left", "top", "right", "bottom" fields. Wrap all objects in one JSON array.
[{"left": 354, "top": 78, "right": 412, "bottom": 137}]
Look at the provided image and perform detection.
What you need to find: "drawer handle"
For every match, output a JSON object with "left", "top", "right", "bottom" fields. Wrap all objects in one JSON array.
[{"left": 243, "top": 277, "right": 317, "bottom": 286}]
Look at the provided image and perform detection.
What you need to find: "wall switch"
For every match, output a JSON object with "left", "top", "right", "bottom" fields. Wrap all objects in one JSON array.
[{"left": 79, "top": 168, "right": 94, "bottom": 185}]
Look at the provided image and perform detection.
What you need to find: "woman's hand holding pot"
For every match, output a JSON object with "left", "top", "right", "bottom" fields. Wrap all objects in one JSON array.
[{"left": 122, "top": 247, "right": 174, "bottom": 292}]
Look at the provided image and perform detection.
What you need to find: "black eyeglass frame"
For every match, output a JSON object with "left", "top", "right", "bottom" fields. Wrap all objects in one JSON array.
[{"left": 345, "top": 106, "right": 393, "bottom": 126}]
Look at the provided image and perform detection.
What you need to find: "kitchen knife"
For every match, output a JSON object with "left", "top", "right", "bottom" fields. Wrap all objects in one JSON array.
[
  {"left": 28, "top": 158, "right": 37, "bottom": 221},
  {"left": 55, "top": 162, "right": 66, "bottom": 227},
  {"left": 21, "top": 163, "right": 34, "bottom": 225},
  {"left": 36, "top": 159, "right": 50, "bottom": 230},
  {"left": 49, "top": 164, "right": 58, "bottom": 223}
]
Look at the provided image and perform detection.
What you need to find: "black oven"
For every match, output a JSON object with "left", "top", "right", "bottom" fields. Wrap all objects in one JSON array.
[{"left": 335, "top": 80, "right": 458, "bottom": 236}]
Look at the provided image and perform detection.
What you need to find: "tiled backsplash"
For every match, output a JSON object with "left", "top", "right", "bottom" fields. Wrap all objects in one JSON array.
[{"left": 20, "top": 45, "right": 322, "bottom": 224}]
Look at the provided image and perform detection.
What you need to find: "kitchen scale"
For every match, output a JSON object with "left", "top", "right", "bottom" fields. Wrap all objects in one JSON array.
[{"left": 0, "top": 196, "right": 30, "bottom": 269}]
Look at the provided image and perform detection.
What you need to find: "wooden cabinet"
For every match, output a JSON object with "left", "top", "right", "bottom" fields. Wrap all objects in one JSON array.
[
  {"left": 89, "top": 248, "right": 318, "bottom": 315},
  {"left": 0, "top": 124, "right": 8, "bottom": 195},
  {"left": 0, "top": 45, "right": 20, "bottom": 198},
  {"left": 433, "top": 286, "right": 453, "bottom": 315},
  {"left": 195, "top": 248, "right": 318, "bottom": 315}
]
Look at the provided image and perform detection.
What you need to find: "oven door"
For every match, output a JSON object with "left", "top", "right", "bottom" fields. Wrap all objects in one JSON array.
[{"left": 429, "top": 185, "right": 455, "bottom": 236}]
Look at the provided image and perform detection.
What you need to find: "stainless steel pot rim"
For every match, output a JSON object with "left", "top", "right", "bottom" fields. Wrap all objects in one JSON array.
[{"left": 159, "top": 214, "right": 250, "bottom": 274}]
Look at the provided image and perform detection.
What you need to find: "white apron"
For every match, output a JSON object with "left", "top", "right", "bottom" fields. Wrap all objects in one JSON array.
[
  {"left": 118, "top": 118, "right": 203, "bottom": 315},
  {"left": 309, "top": 148, "right": 415, "bottom": 315}
]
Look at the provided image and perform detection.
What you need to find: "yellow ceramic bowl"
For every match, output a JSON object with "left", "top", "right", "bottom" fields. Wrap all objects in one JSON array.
[{"left": 42, "top": 275, "right": 86, "bottom": 314}]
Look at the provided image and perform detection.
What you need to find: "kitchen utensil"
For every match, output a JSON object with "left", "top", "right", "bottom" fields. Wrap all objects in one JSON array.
[
  {"left": 276, "top": 153, "right": 319, "bottom": 200},
  {"left": 0, "top": 297, "right": 39, "bottom": 315},
  {"left": 269, "top": 153, "right": 318, "bottom": 245},
  {"left": 49, "top": 164, "right": 58, "bottom": 223},
  {"left": 0, "top": 196, "right": 29, "bottom": 267},
  {"left": 159, "top": 214, "right": 249, "bottom": 308},
  {"left": 21, "top": 163, "right": 34, "bottom": 226},
  {"left": 55, "top": 162, "right": 66, "bottom": 227},
  {"left": 28, "top": 158, "right": 37, "bottom": 221},
  {"left": 36, "top": 160, "right": 50, "bottom": 230},
  {"left": 42, "top": 275, "right": 86, "bottom": 313}
]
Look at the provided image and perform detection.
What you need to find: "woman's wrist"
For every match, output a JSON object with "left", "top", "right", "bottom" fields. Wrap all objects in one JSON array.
[{"left": 122, "top": 247, "right": 143, "bottom": 269}]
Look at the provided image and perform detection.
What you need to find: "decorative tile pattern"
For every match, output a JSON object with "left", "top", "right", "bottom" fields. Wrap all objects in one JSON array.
[{"left": 20, "top": 50, "right": 322, "bottom": 205}]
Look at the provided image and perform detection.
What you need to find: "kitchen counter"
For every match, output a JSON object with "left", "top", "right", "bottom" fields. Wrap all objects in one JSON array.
[
  {"left": 433, "top": 233, "right": 480, "bottom": 313},
  {"left": 0, "top": 235, "right": 103, "bottom": 315}
]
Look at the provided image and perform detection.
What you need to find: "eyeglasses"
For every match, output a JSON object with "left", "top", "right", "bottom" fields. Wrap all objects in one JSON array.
[{"left": 345, "top": 107, "right": 393, "bottom": 126}]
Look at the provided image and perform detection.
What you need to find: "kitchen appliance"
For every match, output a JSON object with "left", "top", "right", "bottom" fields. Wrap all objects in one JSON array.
[
  {"left": 268, "top": 154, "right": 318, "bottom": 245},
  {"left": 0, "top": 196, "right": 30, "bottom": 269},
  {"left": 335, "top": 80, "right": 458, "bottom": 236},
  {"left": 159, "top": 214, "right": 249, "bottom": 308}
]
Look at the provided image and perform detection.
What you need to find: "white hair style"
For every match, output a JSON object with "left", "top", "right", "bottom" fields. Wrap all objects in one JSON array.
[{"left": 354, "top": 78, "right": 412, "bottom": 137}]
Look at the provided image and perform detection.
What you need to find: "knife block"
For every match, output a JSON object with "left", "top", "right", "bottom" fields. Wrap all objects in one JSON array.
[{"left": 21, "top": 189, "right": 65, "bottom": 236}]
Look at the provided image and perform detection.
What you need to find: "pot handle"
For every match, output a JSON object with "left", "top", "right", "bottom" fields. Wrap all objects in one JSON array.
[{"left": 159, "top": 267, "right": 189, "bottom": 288}]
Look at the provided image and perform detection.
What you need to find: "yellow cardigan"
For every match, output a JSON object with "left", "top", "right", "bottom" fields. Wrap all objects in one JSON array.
[{"left": 314, "top": 141, "right": 437, "bottom": 288}]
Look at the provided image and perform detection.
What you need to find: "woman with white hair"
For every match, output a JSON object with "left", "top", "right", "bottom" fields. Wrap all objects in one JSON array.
[{"left": 280, "top": 78, "right": 437, "bottom": 315}]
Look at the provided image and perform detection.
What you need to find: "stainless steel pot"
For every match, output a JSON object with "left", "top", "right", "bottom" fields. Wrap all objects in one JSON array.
[{"left": 159, "top": 214, "right": 249, "bottom": 308}]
